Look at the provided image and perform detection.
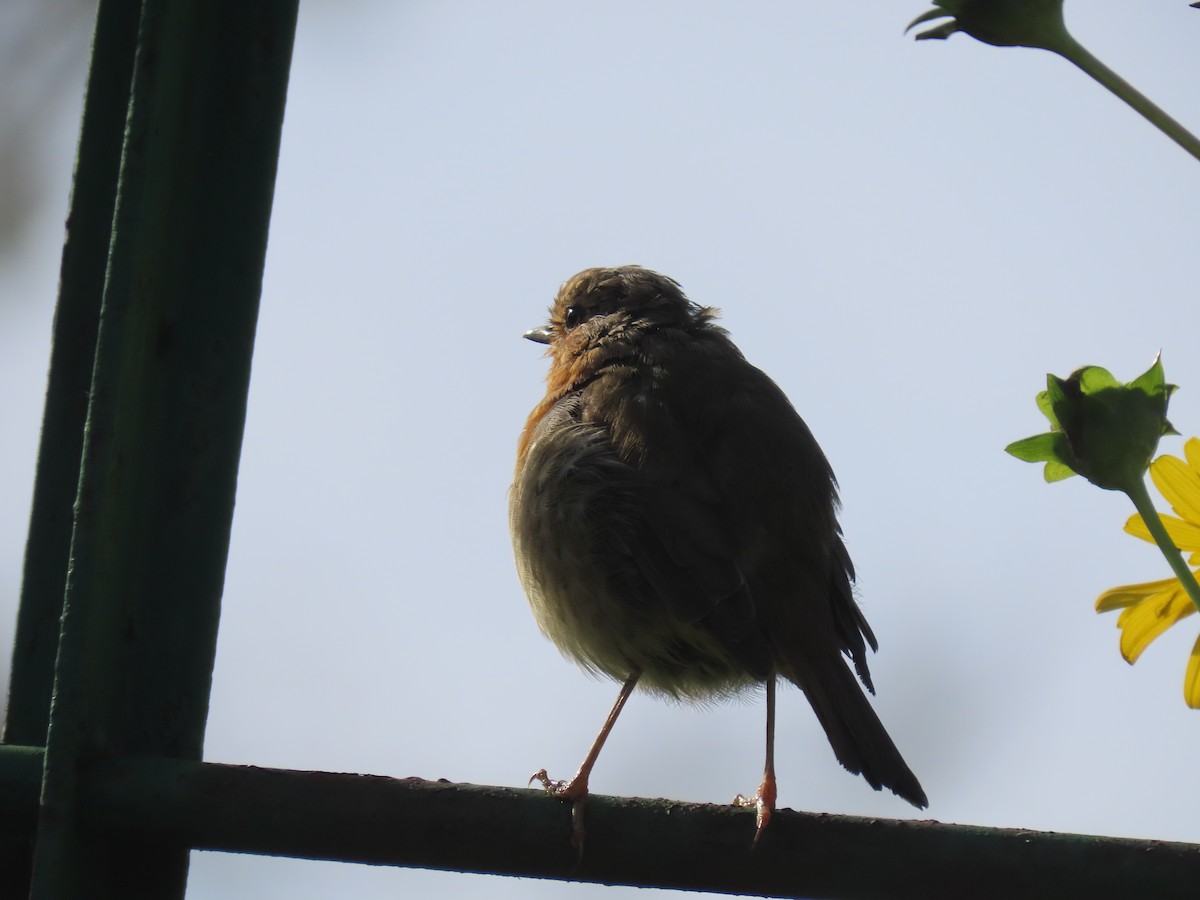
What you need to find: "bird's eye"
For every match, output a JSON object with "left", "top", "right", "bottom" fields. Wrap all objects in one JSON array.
[{"left": 564, "top": 306, "right": 583, "bottom": 329}]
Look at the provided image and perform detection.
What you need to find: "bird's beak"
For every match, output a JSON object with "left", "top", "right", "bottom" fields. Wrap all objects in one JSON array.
[{"left": 523, "top": 325, "right": 553, "bottom": 345}]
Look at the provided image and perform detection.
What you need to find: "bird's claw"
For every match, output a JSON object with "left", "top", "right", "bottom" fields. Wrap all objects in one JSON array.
[
  {"left": 733, "top": 780, "right": 776, "bottom": 844},
  {"left": 530, "top": 769, "right": 590, "bottom": 850},
  {"left": 528, "top": 768, "right": 564, "bottom": 792},
  {"left": 529, "top": 768, "right": 588, "bottom": 801}
]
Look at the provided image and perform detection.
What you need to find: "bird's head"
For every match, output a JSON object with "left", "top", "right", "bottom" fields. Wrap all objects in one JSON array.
[{"left": 527, "top": 266, "right": 720, "bottom": 394}]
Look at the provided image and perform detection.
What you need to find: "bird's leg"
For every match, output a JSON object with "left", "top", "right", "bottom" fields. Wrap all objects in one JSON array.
[
  {"left": 530, "top": 670, "right": 640, "bottom": 848},
  {"left": 734, "top": 674, "right": 777, "bottom": 844}
]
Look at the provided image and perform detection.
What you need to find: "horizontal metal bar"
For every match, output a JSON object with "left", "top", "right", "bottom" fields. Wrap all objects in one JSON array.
[{"left": 0, "top": 748, "right": 1195, "bottom": 899}]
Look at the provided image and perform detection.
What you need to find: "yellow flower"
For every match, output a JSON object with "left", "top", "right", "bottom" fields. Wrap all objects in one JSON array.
[{"left": 1096, "top": 437, "right": 1200, "bottom": 707}]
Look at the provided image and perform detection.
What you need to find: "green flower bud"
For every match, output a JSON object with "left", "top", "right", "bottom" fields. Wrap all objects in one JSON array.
[
  {"left": 907, "top": 0, "right": 1068, "bottom": 50},
  {"left": 1006, "top": 356, "right": 1177, "bottom": 492}
]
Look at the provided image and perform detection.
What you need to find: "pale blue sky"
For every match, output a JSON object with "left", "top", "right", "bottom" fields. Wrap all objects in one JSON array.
[{"left": 2, "top": 2, "right": 1199, "bottom": 897}]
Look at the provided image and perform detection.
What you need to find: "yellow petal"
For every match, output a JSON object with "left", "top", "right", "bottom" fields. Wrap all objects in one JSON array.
[
  {"left": 1116, "top": 586, "right": 1195, "bottom": 664},
  {"left": 1123, "top": 513, "right": 1154, "bottom": 543},
  {"left": 1184, "top": 437, "right": 1200, "bottom": 473},
  {"left": 1186, "top": 633, "right": 1200, "bottom": 709},
  {"left": 1163, "top": 516, "right": 1200, "bottom": 552},
  {"left": 1151, "top": 453, "right": 1200, "bottom": 525},
  {"left": 1096, "top": 575, "right": 1182, "bottom": 612},
  {"left": 1124, "top": 512, "right": 1200, "bottom": 552}
]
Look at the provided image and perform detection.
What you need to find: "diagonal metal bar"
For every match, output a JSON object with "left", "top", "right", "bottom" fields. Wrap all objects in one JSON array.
[{"left": 25, "top": 0, "right": 299, "bottom": 896}]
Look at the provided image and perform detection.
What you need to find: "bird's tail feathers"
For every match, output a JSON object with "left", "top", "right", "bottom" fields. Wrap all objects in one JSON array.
[{"left": 797, "top": 659, "right": 927, "bottom": 809}]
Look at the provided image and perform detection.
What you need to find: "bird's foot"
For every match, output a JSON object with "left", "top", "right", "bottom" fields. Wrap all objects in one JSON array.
[
  {"left": 733, "top": 775, "right": 777, "bottom": 844},
  {"left": 529, "top": 769, "right": 590, "bottom": 850},
  {"left": 528, "top": 768, "right": 587, "bottom": 800}
]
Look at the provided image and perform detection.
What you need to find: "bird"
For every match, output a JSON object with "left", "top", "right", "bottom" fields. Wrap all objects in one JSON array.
[{"left": 509, "top": 265, "right": 926, "bottom": 847}]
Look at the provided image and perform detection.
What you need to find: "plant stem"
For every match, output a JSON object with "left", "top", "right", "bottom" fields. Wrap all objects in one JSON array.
[
  {"left": 1048, "top": 30, "right": 1200, "bottom": 164},
  {"left": 1125, "top": 478, "right": 1200, "bottom": 614}
]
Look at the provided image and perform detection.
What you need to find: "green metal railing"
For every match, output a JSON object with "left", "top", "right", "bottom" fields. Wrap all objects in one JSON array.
[
  {"left": 4, "top": 2, "right": 1200, "bottom": 898},
  {"left": 4, "top": 0, "right": 298, "bottom": 895}
]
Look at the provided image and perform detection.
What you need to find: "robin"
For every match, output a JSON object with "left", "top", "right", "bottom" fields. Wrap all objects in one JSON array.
[{"left": 510, "top": 265, "right": 926, "bottom": 847}]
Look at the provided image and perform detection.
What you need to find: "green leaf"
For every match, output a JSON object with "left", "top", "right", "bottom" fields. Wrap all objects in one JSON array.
[
  {"left": 1043, "top": 460, "right": 1076, "bottom": 483},
  {"left": 1005, "top": 433, "right": 1059, "bottom": 463},
  {"left": 1077, "top": 366, "right": 1119, "bottom": 392},
  {"left": 1005, "top": 432, "right": 1078, "bottom": 482}
]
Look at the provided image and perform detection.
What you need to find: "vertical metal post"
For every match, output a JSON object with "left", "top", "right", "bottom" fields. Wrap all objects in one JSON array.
[
  {"left": 1, "top": 6, "right": 140, "bottom": 892},
  {"left": 25, "top": 0, "right": 299, "bottom": 896},
  {"left": 5, "top": 0, "right": 140, "bottom": 750}
]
